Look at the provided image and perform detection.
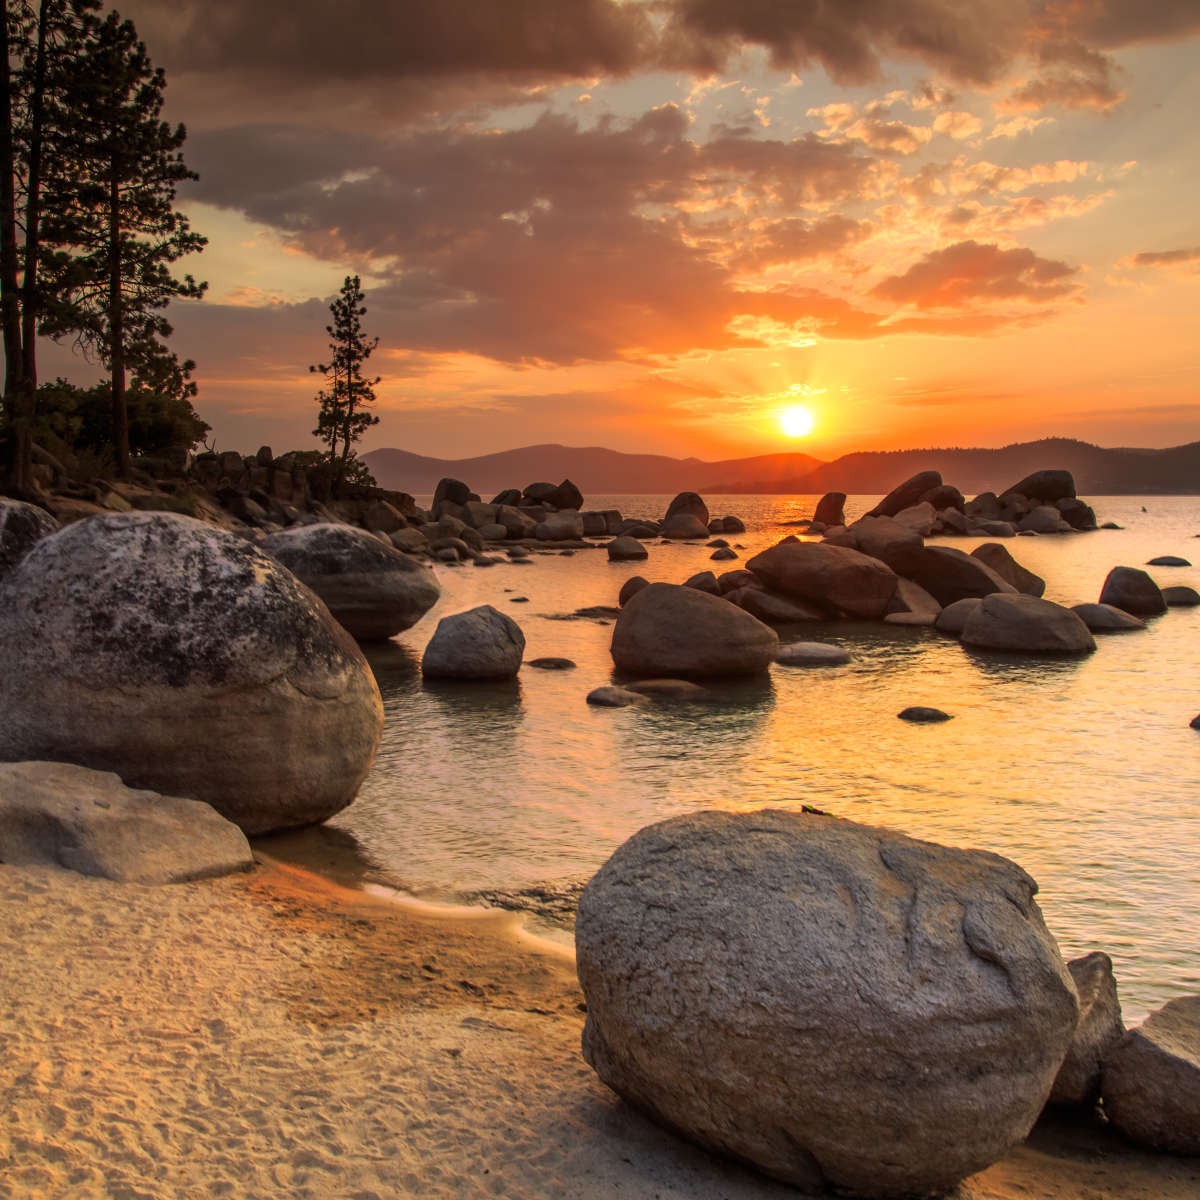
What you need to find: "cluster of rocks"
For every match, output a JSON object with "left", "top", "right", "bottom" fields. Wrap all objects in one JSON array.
[
  {"left": 809, "top": 467, "right": 1100, "bottom": 540},
  {"left": 576, "top": 808, "right": 1200, "bottom": 1198}
]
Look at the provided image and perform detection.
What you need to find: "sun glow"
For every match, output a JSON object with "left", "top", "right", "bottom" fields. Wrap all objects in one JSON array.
[{"left": 779, "top": 405, "right": 816, "bottom": 438}]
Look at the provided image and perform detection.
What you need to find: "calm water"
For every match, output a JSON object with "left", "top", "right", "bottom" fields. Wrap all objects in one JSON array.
[{"left": 269, "top": 495, "right": 1200, "bottom": 1020}]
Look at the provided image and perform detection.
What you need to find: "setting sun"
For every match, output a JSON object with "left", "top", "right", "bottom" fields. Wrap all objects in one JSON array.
[{"left": 780, "top": 405, "right": 816, "bottom": 438}]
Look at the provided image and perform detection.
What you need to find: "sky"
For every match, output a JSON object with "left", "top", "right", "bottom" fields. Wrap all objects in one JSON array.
[{"left": 44, "top": 0, "right": 1200, "bottom": 463}]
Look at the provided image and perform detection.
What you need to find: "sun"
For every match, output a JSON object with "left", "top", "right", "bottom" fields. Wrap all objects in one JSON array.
[{"left": 779, "top": 405, "right": 815, "bottom": 438}]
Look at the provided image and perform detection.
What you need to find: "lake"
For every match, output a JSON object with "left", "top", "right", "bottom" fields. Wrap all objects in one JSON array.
[{"left": 262, "top": 494, "right": 1200, "bottom": 1021}]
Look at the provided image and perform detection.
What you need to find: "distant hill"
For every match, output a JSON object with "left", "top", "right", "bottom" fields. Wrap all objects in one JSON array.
[
  {"left": 707, "top": 438, "right": 1200, "bottom": 496},
  {"left": 361, "top": 443, "right": 825, "bottom": 495},
  {"left": 362, "top": 437, "right": 1200, "bottom": 498}
]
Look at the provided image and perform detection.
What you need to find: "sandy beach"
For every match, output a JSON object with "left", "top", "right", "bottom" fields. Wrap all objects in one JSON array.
[{"left": 2, "top": 857, "right": 1197, "bottom": 1200}]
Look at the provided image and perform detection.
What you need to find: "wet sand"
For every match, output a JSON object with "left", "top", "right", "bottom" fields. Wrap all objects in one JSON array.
[{"left": 2, "top": 857, "right": 1196, "bottom": 1199}]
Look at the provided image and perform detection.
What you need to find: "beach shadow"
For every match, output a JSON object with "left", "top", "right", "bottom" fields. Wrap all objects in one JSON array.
[{"left": 253, "top": 822, "right": 383, "bottom": 888}]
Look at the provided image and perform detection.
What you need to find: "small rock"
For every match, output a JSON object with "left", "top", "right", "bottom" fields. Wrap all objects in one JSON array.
[
  {"left": 898, "top": 706, "right": 953, "bottom": 723},
  {"left": 527, "top": 657, "right": 576, "bottom": 670},
  {"left": 683, "top": 571, "right": 720, "bottom": 595},
  {"left": 1099, "top": 567, "right": 1167, "bottom": 616},
  {"left": 625, "top": 679, "right": 708, "bottom": 698},
  {"left": 607, "top": 535, "right": 648, "bottom": 562},
  {"left": 710, "top": 547, "right": 738, "bottom": 561},
  {"left": 1191, "top": 714, "right": 1200, "bottom": 730},
  {"left": 1147, "top": 556, "right": 1190, "bottom": 567},
  {"left": 775, "top": 643, "right": 851, "bottom": 667},
  {"left": 586, "top": 686, "right": 645, "bottom": 708},
  {"left": 1163, "top": 586, "right": 1200, "bottom": 606}
]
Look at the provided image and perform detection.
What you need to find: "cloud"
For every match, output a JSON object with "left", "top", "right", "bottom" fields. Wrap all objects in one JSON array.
[
  {"left": 933, "top": 111, "right": 983, "bottom": 140},
  {"left": 871, "top": 240, "right": 1080, "bottom": 308},
  {"left": 1128, "top": 246, "right": 1200, "bottom": 270},
  {"left": 1005, "top": 39, "right": 1125, "bottom": 112}
]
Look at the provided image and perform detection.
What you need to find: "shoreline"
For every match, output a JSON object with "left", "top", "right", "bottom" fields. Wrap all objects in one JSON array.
[{"left": 3, "top": 857, "right": 1198, "bottom": 1199}]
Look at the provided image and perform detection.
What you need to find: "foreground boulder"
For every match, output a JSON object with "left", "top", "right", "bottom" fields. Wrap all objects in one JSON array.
[
  {"left": 576, "top": 809, "right": 1078, "bottom": 1198},
  {"left": 747, "top": 540, "right": 898, "bottom": 619},
  {"left": 0, "top": 498, "right": 59, "bottom": 581},
  {"left": 0, "top": 513, "right": 383, "bottom": 834},
  {"left": 1101, "top": 995, "right": 1200, "bottom": 1153},
  {"left": 421, "top": 605, "right": 525, "bottom": 680},
  {"left": 0, "top": 760, "right": 253, "bottom": 884},
  {"left": 1048, "top": 952, "right": 1125, "bottom": 1107},
  {"left": 262, "top": 523, "right": 440, "bottom": 640},
  {"left": 1099, "top": 567, "right": 1167, "bottom": 616},
  {"left": 961, "top": 594, "right": 1096, "bottom": 654},
  {"left": 611, "top": 583, "right": 778, "bottom": 679}
]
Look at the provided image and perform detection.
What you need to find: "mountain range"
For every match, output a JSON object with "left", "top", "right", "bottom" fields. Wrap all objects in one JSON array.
[{"left": 362, "top": 438, "right": 1200, "bottom": 497}]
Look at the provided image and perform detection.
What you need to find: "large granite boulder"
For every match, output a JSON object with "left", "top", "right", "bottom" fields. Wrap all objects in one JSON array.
[
  {"left": 0, "top": 760, "right": 253, "bottom": 885},
  {"left": 664, "top": 491, "right": 709, "bottom": 527},
  {"left": 892, "top": 501, "right": 937, "bottom": 536},
  {"left": 618, "top": 575, "right": 650, "bottom": 606},
  {"left": 1101, "top": 995, "right": 1200, "bottom": 1153},
  {"left": 548, "top": 478, "right": 584, "bottom": 511},
  {"left": 535, "top": 510, "right": 584, "bottom": 541},
  {"left": 813, "top": 492, "right": 845, "bottom": 526},
  {"left": 262, "top": 523, "right": 440, "bottom": 640},
  {"left": 661, "top": 512, "right": 710, "bottom": 540},
  {"left": 0, "top": 513, "right": 383, "bottom": 835},
  {"left": 576, "top": 809, "right": 1078, "bottom": 1197},
  {"left": 433, "top": 477, "right": 472, "bottom": 509},
  {"left": 421, "top": 605, "right": 525, "bottom": 680},
  {"left": 869, "top": 470, "right": 942, "bottom": 518},
  {"left": 971, "top": 543, "right": 1045, "bottom": 597},
  {"left": 611, "top": 583, "right": 778, "bottom": 679},
  {"left": 1004, "top": 469, "right": 1076, "bottom": 504},
  {"left": 839, "top": 514, "right": 923, "bottom": 572},
  {"left": 961, "top": 593, "right": 1096, "bottom": 654},
  {"left": 0, "top": 498, "right": 60, "bottom": 581},
  {"left": 900, "top": 545, "right": 1016, "bottom": 606},
  {"left": 1099, "top": 567, "right": 1168, "bottom": 616},
  {"left": 921, "top": 483, "right": 965, "bottom": 512},
  {"left": 747, "top": 540, "right": 898, "bottom": 619},
  {"left": 1048, "top": 951, "right": 1125, "bottom": 1107}
]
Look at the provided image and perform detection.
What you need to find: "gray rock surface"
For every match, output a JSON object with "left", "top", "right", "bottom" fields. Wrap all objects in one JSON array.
[
  {"left": 611, "top": 583, "right": 778, "bottom": 679},
  {"left": 262, "top": 523, "right": 440, "bottom": 640},
  {"left": 586, "top": 686, "right": 645, "bottom": 708},
  {"left": 0, "top": 760, "right": 252, "bottom": 884},
  {"left": 0, "top": 513, "right": 382, "bottom": 834},
  {"left": 935, "top": 596, "right": 983, "bottom": 635},
  {"left": 421, "top": 605, "right": 525, "bottom": 680},
  {"left": 971, "top": 543, "right": 1046, "bottom": 597},
  {"left": 0, "top": 498, "right": 59, "bottom": 581},
  {"left": 576, "top": 809, "right": 1078, "bottom": 1197},
  {"left": 1101, "top": 995, "right": 1200, "bottom": 1153},
  {"left": 1070, "top": 603, "right": 1145, "bottom": 632},
  {"left": 774, "top": 642, "right": 851, "bottom": 667},
  {"left": 747, "top": 540, "right": 898, "bottom": 619},
  {"left": 962, "top": 593, "right": 1096, "bottom": 654},
  {"left": 1048, "top": 951, "right": 1125, "bottom": 1107},
  {"left": 838, "top": 514, "right": 923, "bottom": 572},
  {"left": 1099, "top": 566, "right": 1168, "bottom": 616}
]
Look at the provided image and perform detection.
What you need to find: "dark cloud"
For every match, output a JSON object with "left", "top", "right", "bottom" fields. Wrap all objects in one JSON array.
[
  {"left": 1130, "top": 246, "right": 1200, "bottom": 268},
  {"left": 1006, "top": 39, "right": 1125, "bottom": 112},
  {"left": 871, "top": 241, "right": 1080, "bottom": 308}
]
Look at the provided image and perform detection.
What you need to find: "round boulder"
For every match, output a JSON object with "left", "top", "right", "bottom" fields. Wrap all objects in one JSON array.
[
  {"left": 0, "top": 498, "right": 59, "bottom": 581},
  {"left": 1099, "top": 566, "right": 1167, "bottom": 616},
  {"left": 962, "top": 594, "right": 1096, "bottom": 654},
  {"left": 611, "top": 583, "right": 778, "bottom": 679},
  {"left": 664, "top": 491, "right": 709, "bottom": 527},
  {"left": 421, "top": 605, "right": 525, "bottom": 680},
  {"left": 1101, "top": 995, "right": 1200, "bottom": 1153},
  {"left": 262, "top": 523, "right": 440, "bottom": 640},
  {"left": 576, "top": 809, "right": 1078, "bottom": 1197},
  {"left": 618, "top": 575, "right": 650, "bottom": 606},
  {"left": 1070, "top": 603, "right": 1145, "bottom": 632},
  {"left": 607, "top": 535, "right": 648, "bottom": 562},
  {"left": 661, "top": 512, "right": 709, "bottom": 540},
  {"left": 0, "top": 513, "right": 383, "bottom": 835},
  {"left": 746, "top": 540, "right": 898, "bottom": 619},
  {"left": 1163, "top": 585, "right": 1200, "bottom": 606}
]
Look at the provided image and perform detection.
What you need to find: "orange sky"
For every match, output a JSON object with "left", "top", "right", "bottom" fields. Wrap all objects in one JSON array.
[{"left": 43, "top": 1, "right": 1200, "bottom": 462}]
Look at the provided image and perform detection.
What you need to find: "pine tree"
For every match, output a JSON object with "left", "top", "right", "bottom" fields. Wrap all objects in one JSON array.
[
  {"left": 1, "top": 0, "right": 100, "bottom": 496},
  {"left": 310, "top": 275, "right": 380, "bottom": 492},
  {"left": 38, "top": 11, "right": 205, "bottom": 477}
]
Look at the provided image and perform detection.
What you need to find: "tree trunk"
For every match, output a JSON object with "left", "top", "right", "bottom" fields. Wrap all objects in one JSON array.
[
  {"left": 1, "top": 1, "right": 32, "bottom": 494},
  {"left": 19, "top": 0, "right": 49, "bottom": 397},
  {"left": 109, "top": 169, "right": 128, "bottom": 476}
]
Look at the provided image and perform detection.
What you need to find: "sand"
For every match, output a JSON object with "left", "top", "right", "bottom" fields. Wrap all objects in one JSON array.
[{"left": 2, "top": 858, "right": 1197, "bottom": 1200}]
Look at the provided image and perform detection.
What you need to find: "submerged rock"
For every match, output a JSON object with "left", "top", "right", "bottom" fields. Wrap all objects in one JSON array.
[
  {"left": 611, "top": 583, "right": 778, "bottom": 679},
  {"left": 775, "top": 642, "right": 851, "bottom": 667},
  {"left": 586, "top": 686, "right": 645, "bottom": 708},
  {"left": 0, "top": 760, "right": 253, "bottom": 885},
  {"left": 0, "top": 512, "right": 383, "bottom": 835},
  {"left": 576, "top": 809, "right": 1078, "bottom": 1198}
]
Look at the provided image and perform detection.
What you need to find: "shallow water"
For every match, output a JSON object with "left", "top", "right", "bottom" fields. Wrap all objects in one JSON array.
[{"left": 282, "top": 495, "right": 1200, "bottom": 1020}]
